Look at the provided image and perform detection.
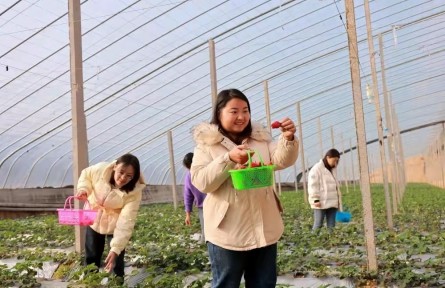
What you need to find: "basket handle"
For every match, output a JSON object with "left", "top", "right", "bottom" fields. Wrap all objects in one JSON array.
[
  {"left": 63, "top": 196, "right": 91, "bottom": 210},
  {"left": 246, "top": 150, "right": 265, "bottom": 168}
]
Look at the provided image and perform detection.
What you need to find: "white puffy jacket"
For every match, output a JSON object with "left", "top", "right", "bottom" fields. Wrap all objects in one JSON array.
[{"left": 308, "top": 160, "right": 340, "bottom": 209}]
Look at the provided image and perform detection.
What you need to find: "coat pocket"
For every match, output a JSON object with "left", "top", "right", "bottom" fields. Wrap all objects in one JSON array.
[
  {"left": 272, "top": 190, "right": 283, "bottom": 213},
  {"left": 205, "top": 199, "right": 229, "bottom": 228}
]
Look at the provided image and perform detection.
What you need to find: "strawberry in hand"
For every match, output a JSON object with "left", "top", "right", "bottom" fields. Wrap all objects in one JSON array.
[{"left": 271, "top": 121, "right": 281, "bottom": 129}]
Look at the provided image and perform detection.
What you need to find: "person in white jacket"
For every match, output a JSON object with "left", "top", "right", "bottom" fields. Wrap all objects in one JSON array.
[
  {"left": 75, "top": 153, "right": 146, "bottom": 281},
  {"left": 308, "top": 149, "right": 341, "bottom": 230}
]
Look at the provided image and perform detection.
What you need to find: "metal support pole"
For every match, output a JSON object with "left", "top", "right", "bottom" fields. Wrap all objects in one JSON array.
[
  {"left": 345, "top": 0, "right": 377, "bottom": 271},
  {"left": 318, "top": 117, "right": 323, "bottom": 158},
  {"left": 379, "top": 34, "right": 398, "bottom": 214},
  {"left": 264, "top": 81, "right": 281, "bottom": 194},
  {"left": 293, "top": 164, "right": 298, "bottom": 192},
  {"left": 388, "top": 94, "right": 401, "bottom": 204},
  {"left": 442, "top": 123, "right": 445, "bottom": 188},
  {"left": 392, "top": 105, "right": 406, "bottom": 197},
  {"left": 396, "top": 109, "right": 406, "bottom": 192},
  {"left": 209, "top": 39, "right": 218, "bottom": 110},
  {"left": 365, "top": 0, "right": 392, "bottom": 229},
  {"left": 350, "top": 138, "right": 356, "bottom": 191},
  {"left": 330, "top": 126, "right": 335, "bottom": 148},
  {"left": 296, "top": 102, "right": 308, "bottom": 203},
  {"left": 69, "top": 0, "right": 88, "bottom": 253},
  {"left": 264, "top": 80, "right": 272, "bottom": 129},
  {"left": 341, "top": 134, "right": 350, "bottom": 194},
  {"left": 168, "top": 131, "right": 178, "bottom": 210}
]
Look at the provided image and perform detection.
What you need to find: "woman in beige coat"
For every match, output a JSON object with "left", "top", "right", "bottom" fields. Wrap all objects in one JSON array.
[
  {"left": 76, "top": 153, "right": 145, "bottom": 281},
  {"left": 191, "top": 89, "right": 299, "bottom": 288}
]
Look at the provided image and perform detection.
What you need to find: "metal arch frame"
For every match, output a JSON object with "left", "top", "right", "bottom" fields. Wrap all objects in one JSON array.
[
  {"left": 298, "top": 81, "right": 439, "bottom": 139},
  {"left": 0, "top": 0, "right": 144, "bottom": 93},
  {"left": 4, "top": 46, "right": 444, "bottom": 187},
  {"left": 303, "top": 96, "right": 445, "bottom": 145},
  {"left": 4, "top": 49, "right": 445, "bottom": 187},
  {"left": 0, "top": 3, "right": 444, "bottom": 187},
  {"left": 24, "top": 140, "right": 68, "bottom": 187},
  {"left": 138, "top": 130, "right": 195, "bottom": 182},
  {"left": 0, "top": 0, "right": 296, "bottom": 137},
  {"left": 1, "top": 3, "right": 440, "bottom": 159},
  {"left": 42, "top": 154, "right": 67, "bottom": 187},
  {"left": 3, "top": 1, "right": 438, "bottom": 147}
]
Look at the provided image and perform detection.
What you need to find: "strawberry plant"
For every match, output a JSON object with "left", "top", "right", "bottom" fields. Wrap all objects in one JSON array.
[{"left": 0, "top": 183, "right": 444, "bottom": 287}]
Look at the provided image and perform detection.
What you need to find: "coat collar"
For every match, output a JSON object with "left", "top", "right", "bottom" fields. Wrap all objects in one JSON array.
[{"left": 192, "top": 122, "right": 272, "bottom": 147}]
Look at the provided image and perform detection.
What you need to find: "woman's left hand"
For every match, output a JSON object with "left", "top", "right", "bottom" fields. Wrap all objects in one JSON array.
[
  {"left": 104, "top": 251, "right": 117, "bottom": 273},
  {"left": 279, "top": 117, "right": 296, "bottom": 141}
]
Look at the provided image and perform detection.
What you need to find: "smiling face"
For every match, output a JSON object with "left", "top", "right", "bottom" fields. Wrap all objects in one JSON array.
[
  {"left": 219, "top": 98, "right": 250, "bottom": 136},
  {"left": 113, "top": 163, "right": 135, "bottom": 188}
]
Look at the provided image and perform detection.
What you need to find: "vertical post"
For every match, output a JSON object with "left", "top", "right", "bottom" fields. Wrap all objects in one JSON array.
[
  {"left": 350, "top": 139, "right": 356, "bottom": 191},
  {"left": 368, "top": 152, "right": 374, "bottom": 183},
  {"left": 395, "top": 106, "right": 406, "bottom": 193},
  {"left": 209, "top": 39, "right": 218, "bottom": 110},
  {"left": 296, "top": 102, "right": 308, "bottom": 203},
  {"left": 340, "top": 134, "right": 350, "bottom": 194},
  {"left": 318, "top": 117, "right": 323, "bottom": 159},
  {"left": 264, "top": 80, "right": 280, "bottom": 194},
  {"left": 392, "top": 105, "right": 406, "bottom": 196},
  {"left": 379, "top": 34, "right": 398, "bottom": 215},
  {"left": 388, "top": 93, "right": 401, "bottom": 204},
  {"left": 442, "top": 123, "right": 445, "bottom": 188},
  {"left": 168, "top": 131, "right": 178, "bottom": 209},
  {"left": 264, "top": 80, "right": 272, "bottom": 129},
  {"left": 345, "top": 0, "right": 377, "bottom": 271},
  {"left": 365, "top": 0, "right": 393, "bottom": 229},
  {"left": 330, "top": 126, "right": 335, "bottom": 148},
  {"left": 69, "top": 0, "right": 88, "bottom": 253}
]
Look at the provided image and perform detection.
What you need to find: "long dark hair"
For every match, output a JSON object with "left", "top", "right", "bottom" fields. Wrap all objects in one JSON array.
[
  {"left": 110, "top": 153, "right": 141, "bottom": 193},
  {"left": 323, "top": 148, "right": 341, "bottom": 171},
  {"left": 211, "top": 89, "right": 252, "bottom": 144}
]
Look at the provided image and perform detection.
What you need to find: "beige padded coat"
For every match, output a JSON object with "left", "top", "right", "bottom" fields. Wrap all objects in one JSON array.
[
  {"left": 190, "top": 122, "right": 299, "bottom": 251},
  {"left": 77, "top": 161, "right": 146, "bottom": 255}
]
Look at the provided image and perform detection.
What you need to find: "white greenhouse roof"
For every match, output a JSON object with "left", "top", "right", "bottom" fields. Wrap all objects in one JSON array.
[{"left": 0, "top": 0, "right": 444, "bottom": 188}]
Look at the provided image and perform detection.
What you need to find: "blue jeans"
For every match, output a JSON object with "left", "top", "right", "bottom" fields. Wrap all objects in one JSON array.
[
  {"left": 313, "top": 208, "right": 338, "bottom": 230},
  {"left": 85, "top": 226, "right": 125, "bottom": 277},
  {"left": 207, "top": 242, "right": 277, "bottom": 288}
]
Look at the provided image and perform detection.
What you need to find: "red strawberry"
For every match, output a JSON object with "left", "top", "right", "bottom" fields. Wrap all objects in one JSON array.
[
  {"left": 250, "top": 162, "right": 261, "bottom": 168},
  {"left": 271, "top": 121, "right": 281, "bottom": 129}
]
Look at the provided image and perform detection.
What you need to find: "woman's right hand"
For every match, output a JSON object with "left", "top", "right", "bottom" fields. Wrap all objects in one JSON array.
[
  {"left": 76, "top": 190, "right": 88, "bottom": 201},
  {"left": 228, "top": 145, "right": 254, "bottom": 164},
  {"left": 185, "top": 212, "right": 191, "bottom": 226}
]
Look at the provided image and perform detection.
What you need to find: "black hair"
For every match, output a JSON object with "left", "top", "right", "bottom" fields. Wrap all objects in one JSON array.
[
  {"left": 324, "top": 148, "right": 341, "bottom": 159},
  {"left": 210, "top": 89, "right": 252, "bottom": 144},
  {"left": 110, "top": 153, "right": 141, "bottom": 193},
  {"left": 322, "top": 148, "right": 341, "bottom": 171},
  {"left": 183, "top": 152, "right": 194, "bottom": 169}
]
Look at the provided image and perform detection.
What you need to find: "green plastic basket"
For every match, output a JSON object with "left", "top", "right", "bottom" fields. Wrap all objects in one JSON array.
[{"left": 228, "top": 151, "right": 275, "bottom": 190}]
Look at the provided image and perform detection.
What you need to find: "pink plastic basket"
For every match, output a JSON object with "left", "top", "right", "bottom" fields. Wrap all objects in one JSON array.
[{"left": 57, "top": 196, "right": 97, "bottom": 226}]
